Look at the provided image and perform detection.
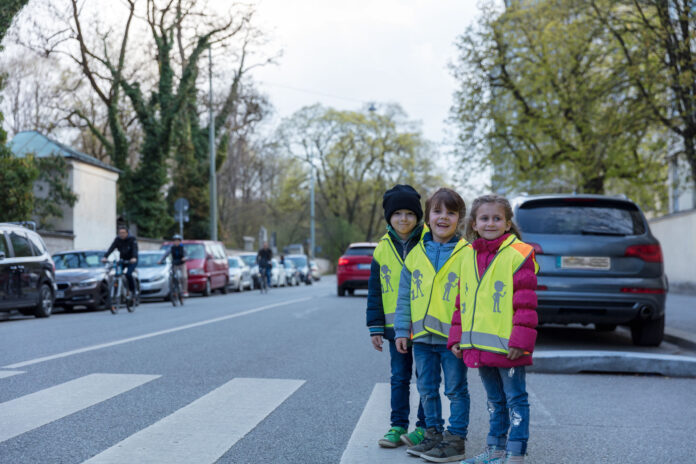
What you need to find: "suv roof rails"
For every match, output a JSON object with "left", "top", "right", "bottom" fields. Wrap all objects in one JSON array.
[{"left": 7, "top": 221, "right": 37, "bottom": 231}]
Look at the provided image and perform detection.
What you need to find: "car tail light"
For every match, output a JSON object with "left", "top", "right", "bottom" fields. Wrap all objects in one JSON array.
[
  {"left": 338, "top": 257, "right": 349, "bottom": 266},
  {"left": 537, "top": 285, "right": 548, "bottom": 291},
  {"left": 620, "top": 287, "right": 665, "bottom": 294},
  {"left": 624, "top": 244, "right": 662, "bottom": 263},
  {"left": 528, "top": 242, "right": 543, "bottom": 254}
]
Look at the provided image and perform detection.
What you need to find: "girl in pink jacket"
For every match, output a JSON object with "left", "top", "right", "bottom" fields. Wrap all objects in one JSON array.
[{"left": 448, "top": 195, "right": 537, "bottom": 464}]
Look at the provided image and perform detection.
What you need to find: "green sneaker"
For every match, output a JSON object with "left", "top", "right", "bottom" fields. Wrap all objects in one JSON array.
[
  {"left": 400, "top": 426, "right": 426, "bottom": 447},
  {"left": 378, "top": 426, "right": 407, "bottom": 448}
]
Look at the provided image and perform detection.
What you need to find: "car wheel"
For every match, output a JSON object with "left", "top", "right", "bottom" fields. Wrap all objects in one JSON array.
[
  {"left": 630, "top": 316, "right": 664, "bottom": 346},
  {"left": 203, "top": 279, "right": 212, "bottom": 297},
  {"left": 348, "top": 288, "right": 355, "bottom": 296},
  {"left": 595, "top": 324, "right": 617, "bottom": 332},
  {"left": 34, "top": 283, "right": 53, "bottom": 318},
  {"left": 221, "top": 279, "right": 229, "bottom": 294},
  {"left": 89, "top": 283, "right": 109, "bottom": 311},
  {"left": 337, "top": 285, "right": 346, "bottom": 297}
]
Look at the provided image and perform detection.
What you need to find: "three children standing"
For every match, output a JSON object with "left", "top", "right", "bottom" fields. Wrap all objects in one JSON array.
[{"left": 367, "top": 187, "right": 538, "bottom": 464}]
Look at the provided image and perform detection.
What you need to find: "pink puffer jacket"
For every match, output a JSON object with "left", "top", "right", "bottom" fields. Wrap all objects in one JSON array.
[{"left": 447, "top": 233, "right": 538, "bottom": 368}]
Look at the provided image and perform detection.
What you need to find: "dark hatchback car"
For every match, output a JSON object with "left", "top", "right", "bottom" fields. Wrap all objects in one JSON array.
[
  {"left": 52, "top": 250, "right": 112, "bottom": 311},
  {"left": 512, "top": 194, "right": 667, "bottom": 346},
  {"left": 0, "top": 223, "right": 56, "bottom": 318}
]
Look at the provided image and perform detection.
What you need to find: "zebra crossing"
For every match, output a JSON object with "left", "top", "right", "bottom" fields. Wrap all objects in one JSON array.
[{"left": 0, "top": 371, "right": 551, "bottom": 463}]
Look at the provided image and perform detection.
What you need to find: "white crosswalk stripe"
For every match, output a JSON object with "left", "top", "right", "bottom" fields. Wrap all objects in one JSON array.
[
  {"left": 0, "top": 373, "right": 160, "bottom": 443},
  {"left": 340, "top": 383, "right": 451, "bottom": 464},
  {"left": 82, "top": 377, "right": 305, "bottom": 464},
  {"left": 0, "top": 370, "right": 24, "bottom": 379}
]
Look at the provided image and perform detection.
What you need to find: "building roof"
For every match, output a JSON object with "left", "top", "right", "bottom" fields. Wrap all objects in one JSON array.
[{"left": 9, "top": 130, "right": 121, "bottom": 174}]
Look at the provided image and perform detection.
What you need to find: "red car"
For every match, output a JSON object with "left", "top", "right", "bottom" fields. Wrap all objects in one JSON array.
[
  {"left": 336, "top": 242, "right": 377, "bottom": 296},
  {"left": 161, "top": 240, "right": 229, "bottom": 296}
]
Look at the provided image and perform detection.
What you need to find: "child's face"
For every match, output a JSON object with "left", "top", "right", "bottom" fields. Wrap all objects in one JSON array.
[
  {"left": 472, "top": 202, "right": 511, "bottom": 241},
  {"left": 390, "top": 209, "right": 417, "bottom": 238},
  {"left": 428, "top": 202, "right": 459, "bottom": 243}
]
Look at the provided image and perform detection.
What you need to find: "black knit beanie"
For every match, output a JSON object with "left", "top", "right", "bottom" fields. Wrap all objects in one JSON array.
[{"left": 383, "top": 184, "right": 423, "bottom": 223}]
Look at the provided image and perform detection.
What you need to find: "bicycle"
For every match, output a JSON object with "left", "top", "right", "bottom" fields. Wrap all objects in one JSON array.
[
  {"left": 258, "top": 266, "right": 269, "bottom": 294},
  {"left": 108, "top": 260, "right": 135, "bottom": 314},
  {"left": 169, "top": 266, "right": 185, "bottom": 306}
]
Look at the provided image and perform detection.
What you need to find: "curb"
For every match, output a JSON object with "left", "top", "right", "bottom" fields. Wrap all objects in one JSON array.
[
  {"left": 529, "top": 350, "right": 696, "bottom": 378},
  {"left": 664, "top": 328, "right": 696, "bottom": 351}
]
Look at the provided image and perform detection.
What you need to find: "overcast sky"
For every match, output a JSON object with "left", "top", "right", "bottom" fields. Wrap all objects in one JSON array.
[{"left": 248, "top": 0, "right": 482, "bottom": 149}]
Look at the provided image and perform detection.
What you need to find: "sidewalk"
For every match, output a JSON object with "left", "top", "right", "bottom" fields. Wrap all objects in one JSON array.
[{"left": 665, "top": 292, "right": 696, "bottom": 349}]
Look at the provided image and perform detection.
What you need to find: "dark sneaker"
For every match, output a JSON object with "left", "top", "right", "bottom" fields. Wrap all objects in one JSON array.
[
  {"left": 378, "top": 426, "right": 406, "bottom": 448},
  {"left": 405, "top": 427, "right": 442, "bottom": 457},
  {"left": 421, "top": 430, "right": 466, "bottom": 462},
  {"left": 401, "top": 426, "right": 426, "bottom": 447}
]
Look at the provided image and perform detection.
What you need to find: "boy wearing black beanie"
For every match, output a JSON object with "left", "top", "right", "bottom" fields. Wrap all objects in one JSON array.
[{"left": 366, "top": 184, "right": 427, "bottom": 449}]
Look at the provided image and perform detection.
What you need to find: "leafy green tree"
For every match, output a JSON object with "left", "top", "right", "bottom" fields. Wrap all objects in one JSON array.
[
  {"left": 279, "top": 104, "right": 443, "bottom": 261},
  {"left": 451, "top": 0, "right": 668, "bottom": 208},
  {"left": 591, "top": 0, "right": 696, "bottom": 188},
  {"left": 0, "top": 0, "right": 28, "bottom": 40}
]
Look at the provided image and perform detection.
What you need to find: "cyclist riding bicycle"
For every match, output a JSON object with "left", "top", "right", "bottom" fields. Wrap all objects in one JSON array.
[
  {"left": 102, "top": 224, "right": 138, "bottom": 304},
  {"left": 256, "top": 241, "right": 273, "bottom": 289},
  {"left": 159, "top": 234, "right": 188, "bottom": 297}
]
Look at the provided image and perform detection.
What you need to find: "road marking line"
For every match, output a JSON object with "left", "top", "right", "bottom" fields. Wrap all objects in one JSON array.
[
  {"left": 340, "top": 383, "right": 444, "bottom": 464},
  {"left": 82, "top": 377, "right": 305, "bottom": 464},
  {"left": 0, "top": 373, "right": 159, "bottom": 444},
  {"left": 528, "top": 387, "right": 556, "bottom": 426},
  {"left": 3, "top": 297, "right": 313, "bottom": 369},
  {"left": 0, "top": 370, "right": 24, "bottom": 379}
]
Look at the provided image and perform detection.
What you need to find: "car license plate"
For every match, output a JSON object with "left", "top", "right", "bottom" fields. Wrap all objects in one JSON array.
[
  {"left": 559, "top": 256, "right": 610, "bottom": 270},
  {"left": 55, "top": 290, "right": 65, "bottom": 299},
  {"left": 357, "top": 263, "right": 370, "bottom": 270}
]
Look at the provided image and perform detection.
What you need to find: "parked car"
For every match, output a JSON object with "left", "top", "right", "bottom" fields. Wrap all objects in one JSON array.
[
  {"left": 336, "top": 242, "right": 377, "bottom": 296},
  {"left": 227, "top": 255, "right": 252, "bottom": 292},
  {"left": 285, "top": 254, "right": 312, "bottom": 285},
  {"left": 284, "top": 260, "right": 300, "bottom": 286},
  {"left": 270, "top": 258, "right": 286, "bottom": 287},
  {"left": 238, "top": 252, "right": 261, "bottom": 289},
  {"left": 161, "top": 240, "right": 229, "bottom": 296},
  {"left": 512, "top": 194, "right": 668, "bottom": 346},
  {"left": 137, "top": 251, "right": 171, "bottom": 301},
  {"left": 52, "top": 250, "right": 113, "bottom": 311},
  {"left": 0, "top": 222, "right": 56, "bottom": 317},
  {"left": 309, "top": 260, "right": 321, "bottom": 281}
]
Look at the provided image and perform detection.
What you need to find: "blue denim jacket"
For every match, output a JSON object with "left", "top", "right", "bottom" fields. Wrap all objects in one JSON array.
[{"left": 394, "top": 232, "right": 461, "bottom": 343}]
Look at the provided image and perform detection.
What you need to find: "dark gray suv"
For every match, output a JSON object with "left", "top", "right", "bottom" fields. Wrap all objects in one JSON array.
[
  {"left": 512, "top": 194, "right": 667, "bottom": 346},
  {"left": 0, "top": 223, "right": 56, "bottom": 318}
]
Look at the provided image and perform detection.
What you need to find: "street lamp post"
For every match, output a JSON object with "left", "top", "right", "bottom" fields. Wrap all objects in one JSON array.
[
  {"left": 208, "top": 46, "right": 217, "bottom": 241},
  {"left": 309, "top": 156, "right": 315, "bottom": 259}
]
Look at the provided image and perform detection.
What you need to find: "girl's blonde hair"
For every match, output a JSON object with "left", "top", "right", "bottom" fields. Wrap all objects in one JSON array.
[
  {"left": 425, "top": 188, "right": 467, "bottom": 233},
  {"left": 465, "top": 194, "right": 522, "bottom": 241}
]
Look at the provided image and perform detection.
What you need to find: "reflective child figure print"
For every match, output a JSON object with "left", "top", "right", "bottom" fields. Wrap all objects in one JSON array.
[
  {"left": 411, "top": 269, "right": 424, "bottom": 300},
  {"left": 381, "top": 264, "right": 393, "bottom": 293},
  {"left": 442, "top": 272, "right": 457, "bottom": 302},
  {"left": 492, "top": 280, "right": 506, "bottom": 313}
]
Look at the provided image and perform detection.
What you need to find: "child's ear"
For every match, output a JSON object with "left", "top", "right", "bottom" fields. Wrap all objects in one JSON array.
[{"left": 505, "top": 220, "right": 511, "bottom": 232}]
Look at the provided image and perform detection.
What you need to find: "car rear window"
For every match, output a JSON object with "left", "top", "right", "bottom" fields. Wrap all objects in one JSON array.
[
  {"left": 344, "top": 246, "right": 376, "bottom": 256},
  {"left": 516, "top": 199, "right": 646, "bottom": 236},
  {"left": 228, "top": 258, "right": 239, "bottom": 268}
]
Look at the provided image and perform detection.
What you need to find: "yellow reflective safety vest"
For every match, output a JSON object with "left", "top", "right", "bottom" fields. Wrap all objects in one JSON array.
[
  {"left": 458, "top": 235, "right": 538, "bottom": 355},
  {"left": 405, "top": 237, "right": 468, "bottom": 339},
  {"left": 373, "top": 227, "right": 428, "bottom": 328}
]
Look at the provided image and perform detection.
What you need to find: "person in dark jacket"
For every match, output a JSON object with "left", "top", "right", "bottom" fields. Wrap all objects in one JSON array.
[
  {"left": 256, "top": 242, "right": 273, "bottom": 287},
  {"left": 366, "top": 184, "right": 427, "bottom": 449},
  {"left": 160, "top": 234, "right": 188, "bottom": 297},
  {"left": 103, "top": 225, "right": 138, "bottom": 295}
]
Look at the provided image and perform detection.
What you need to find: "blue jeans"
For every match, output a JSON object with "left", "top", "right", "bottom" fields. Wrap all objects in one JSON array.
[
  {"left": 478, "top": 366, "right": 529, "bottom": 455},
  {"left": 123, "top": 262, "right": 137, "bottom": 293},
  {"left": 388, "top": 340, "right": 426, "bottom": 429},
  {"left": 413, "top": 342, "right": 469, "bottom": 437}
]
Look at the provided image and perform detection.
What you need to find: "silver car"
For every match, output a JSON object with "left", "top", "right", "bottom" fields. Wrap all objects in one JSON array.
[
  {"left": 227, "top": 256, "right": 252, "bottom": 292},
  {"left": 512, "top": 194, "right": 667, "bottom": 346},
  {"left": 137, "top": 251, "right": 171, "bottom": 301}
]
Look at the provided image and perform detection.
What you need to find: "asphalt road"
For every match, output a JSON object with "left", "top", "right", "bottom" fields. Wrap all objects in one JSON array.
[{"left": 1, "top": 277, "right": 695, "bottom": 463}]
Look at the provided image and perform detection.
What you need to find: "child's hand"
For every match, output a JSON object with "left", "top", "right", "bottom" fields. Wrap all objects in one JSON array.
[
  {"left": 507, "top": 347, "right": 524, "bottom": 360},
  {"left": 450, "top": 344, "right": 462, "bottom": 359},
  {"left": 395, "top": 337, "right": 409, "bottom": 354},
  {"left": 371, "top": 335, "right": 383, "bottom": 352}
]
